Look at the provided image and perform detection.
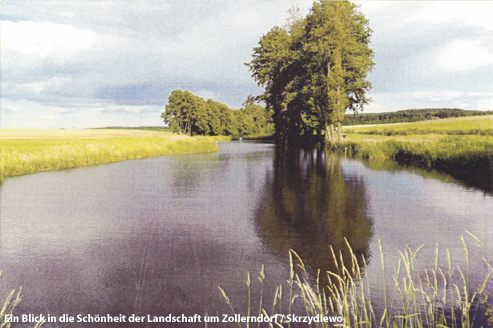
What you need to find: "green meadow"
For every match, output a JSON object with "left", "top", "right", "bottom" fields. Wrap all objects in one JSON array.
[
  {"left": 0, "top": 129, "right": 219, "bottom": 182},
  {"left": 344, "top": 115, "right": 493, "bottom": 136},
  {"left": 335, "top": 115, "right": 493, "bottom": 173}
]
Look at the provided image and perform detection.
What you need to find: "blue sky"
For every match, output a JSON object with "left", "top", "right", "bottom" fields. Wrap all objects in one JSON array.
[{"left": 1, "top": 1, "right": 492, "bottom": 129}]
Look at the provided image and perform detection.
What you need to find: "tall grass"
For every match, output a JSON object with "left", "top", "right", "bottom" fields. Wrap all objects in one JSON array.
[
  {"left": 333, "top": 116, "right": 493, "bottom": 173},
  {"left": 0, "top": 272, "right": 22, "bottom": 328},
  {"left": 0, "top": 272, "right": 43, "bottom": 328},
  {"left": 295, "top": 237, "right": 491, "bottom": 328},
  {"left": 220, "top": 234, "right": 493, "bottom": 328},
  {"left": 338, "top": 135, "right": 493, "bottom": 172},
  {"left": 0, "top": 129, "right": 219, "bottom": 182}
]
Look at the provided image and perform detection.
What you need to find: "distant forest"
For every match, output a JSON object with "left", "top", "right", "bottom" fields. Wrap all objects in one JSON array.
[
  {"left": 161, "top": 90, "right": 274, "bottom": 137},
  {"left": 159, "top": 105, "right": 491, "bottom": 136},
  {"left": 343, "top": 108, "right": 493, "bottom": 125}
]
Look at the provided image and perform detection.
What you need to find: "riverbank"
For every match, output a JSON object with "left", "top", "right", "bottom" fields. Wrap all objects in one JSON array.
[
  {"left": 0, "top": 129, "right": 219, "bottom": 182},
  {"left": 332, "top": 116, "right": 493, "bottom": 176}
]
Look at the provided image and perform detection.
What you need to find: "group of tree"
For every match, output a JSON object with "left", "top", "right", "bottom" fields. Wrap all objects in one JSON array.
[
  {"left": 161, "top": 89, "right": 274, "bottom": 137},
  {"left": 248, "top": 0, "right": 374, "bottom": 145},
  {"left": 342, "top": 108, "right": 493, "bottom": 126}
]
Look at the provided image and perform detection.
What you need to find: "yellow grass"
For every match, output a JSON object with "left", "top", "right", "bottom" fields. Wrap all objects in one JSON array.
[
  {"left": 0, "top": 129, "right": 219, "bottom": 182},
  {"left": 0, "top": 128, "right": 174, "bottom": 139}
]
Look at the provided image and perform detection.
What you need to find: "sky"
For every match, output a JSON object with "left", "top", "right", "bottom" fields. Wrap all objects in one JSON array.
[{"left": 1, "top": 1, "right": 493, "bottom": 129}]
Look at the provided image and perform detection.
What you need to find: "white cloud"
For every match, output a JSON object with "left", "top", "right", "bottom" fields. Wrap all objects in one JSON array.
[
  {"left": 1, "top": 21, "right": 101, "bottom": 58},
  {"left": 15, "top": 77, "right": 72, "bottom": 95},
  {"left": 0, "top": 98, "right": 164, "bottom": 129},
  {"left": 99, "top": 106, "right": 158, "bottom": 114},
  {"left": 195, "top": 90, "right": 221, "bottom": 102},
  {"left": 1, "top": 1, "right": 492, "bottom": 128},
  {"left": 60, "top": 12, "right": 75, "bottom": 19},
  {"left": 407, "top": 1, "right": 493, "bottom": 32},
  {"left": 359, "top": 101, "right": 387, "bottom": 114},
  {"left": 366, "top": 90, "right": 493, "bottom": 112},
  {"left": 436, "top": 39, "right": 493, "bottom": 72}
]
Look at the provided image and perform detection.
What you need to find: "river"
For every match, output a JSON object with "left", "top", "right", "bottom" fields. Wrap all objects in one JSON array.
[{"left": 0, "top": 142, "right": 492, "bottom": 327}]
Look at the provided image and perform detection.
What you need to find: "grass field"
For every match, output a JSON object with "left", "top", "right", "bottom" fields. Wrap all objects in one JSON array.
[
  {"left": 0, "top": 129, "right": 219, "bottom": 182},
  {"left": 344, "top": 115, "right": 493, "bottom": 136},
  {"left": 334, "top": 116, "right": 493, "bottom": 174}
]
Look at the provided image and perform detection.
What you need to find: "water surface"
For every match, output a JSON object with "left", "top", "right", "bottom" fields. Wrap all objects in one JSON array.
[{"left": 1, "top": 142, "right": 491, "bottom": 327}]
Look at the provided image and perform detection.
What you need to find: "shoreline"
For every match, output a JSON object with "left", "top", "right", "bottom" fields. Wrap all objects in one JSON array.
[
  {"left": 334, "top": 115, "right": 493, "bottom": 172},
  {"left": 0, "top": 129, "right": 219, "bottom": 183},
  {"left": 331, "top": 135, "right": 493, "bottom": 172},
  {"left": 3, "top": 116, "right": 492, "bottom": 186},
  {"left": 329, "top": 125, "right": 492, "bottom": 192}
]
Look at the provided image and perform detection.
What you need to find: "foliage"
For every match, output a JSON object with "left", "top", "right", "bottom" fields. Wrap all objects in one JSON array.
[
  {"left": 343, "top": 108, "right": 493, "bottom": 126},
  {"left": 161, "top": 90, "right": 210, "bottom": 136},
  {"left": 161, "top": 90, "right": 274, "bottom": 137},
  {"left": 248, "top": 1, "right": 374, "bottom": 144},
  {"left": 0, "top": 129, "right": 218, "bottom": 182}
]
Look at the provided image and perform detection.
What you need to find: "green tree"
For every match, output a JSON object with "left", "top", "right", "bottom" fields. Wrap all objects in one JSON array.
[
  {"left": 248, "top": 0, "right": 374, "bottom": 145},
  {"left": 162, "top": 90, "right": 274, "bottom": 137},
  {"left": 248, "top": 26, "right": 299, "bottom": 141},
  {"left": 206, "top": 99, "right": 238, "bottom": 136},
  {"left": 161, "top": 89, "right": 193, "bottom": 135},
  {"left": 188, "top": 95, "right": 209, "bottom": 136},
  {"left": 205, "top": 100, "right": 223, "bottom": 136},
  {"left": 161, "top": 89, "right": 209, "bottom": 136}
]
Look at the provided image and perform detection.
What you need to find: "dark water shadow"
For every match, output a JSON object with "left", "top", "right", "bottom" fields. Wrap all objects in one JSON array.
[
  {"left": 360, "top": 157, "right": 493, "bottom": 196},
  {"left": 253, "top": 147, "right": 374, "bottom": 285}
]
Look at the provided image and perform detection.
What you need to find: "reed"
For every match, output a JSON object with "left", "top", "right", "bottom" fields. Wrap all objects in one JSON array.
[
  {"left": 0, "top": 273, "right": 22, "bottom": 328},
  {"left": 0, "top": 274, "right": 44, "bottom": 328},
  {"left": 0, "top": 129, "right": 219, "bottom": 182},
  {"left": 294, "top": 236, "right": 491, "bottom": 328},
  {"left": 219, "top": 234, "right": 492, "bottom": 328}
]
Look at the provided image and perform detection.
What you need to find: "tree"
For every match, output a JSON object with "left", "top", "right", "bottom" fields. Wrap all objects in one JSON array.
[
  {"left": 206, "top": 99, "right": 238, "bottom": 136},
  {"left": 162, "top": 90, "right": 272, "bottom": 137},
  {"left": 161, "top": 89, "right": 209, "bottom": 136},
  {"left": 248, "top": 0, "right": 374, "bottom": 145},
  {"left": 161, "top": 90, "right": 192, "bottom": 135}
]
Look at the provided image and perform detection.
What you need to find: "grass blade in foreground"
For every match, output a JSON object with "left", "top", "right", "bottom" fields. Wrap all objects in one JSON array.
[{"left": 219, "top": 236, "right": 493, "bottom": 328}]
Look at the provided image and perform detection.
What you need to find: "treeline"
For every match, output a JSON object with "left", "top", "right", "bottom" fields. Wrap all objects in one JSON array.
[
  {"left": 161, "top": 89, "right": 274, "bottom": 137},
  {"left": 343, "top": 108, "right": 493, "bottom": 125}
]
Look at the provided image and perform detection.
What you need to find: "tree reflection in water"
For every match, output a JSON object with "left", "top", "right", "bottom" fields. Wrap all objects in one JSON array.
[{"left": 254, "top": 146, "right": 374, "bottom": 284}]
